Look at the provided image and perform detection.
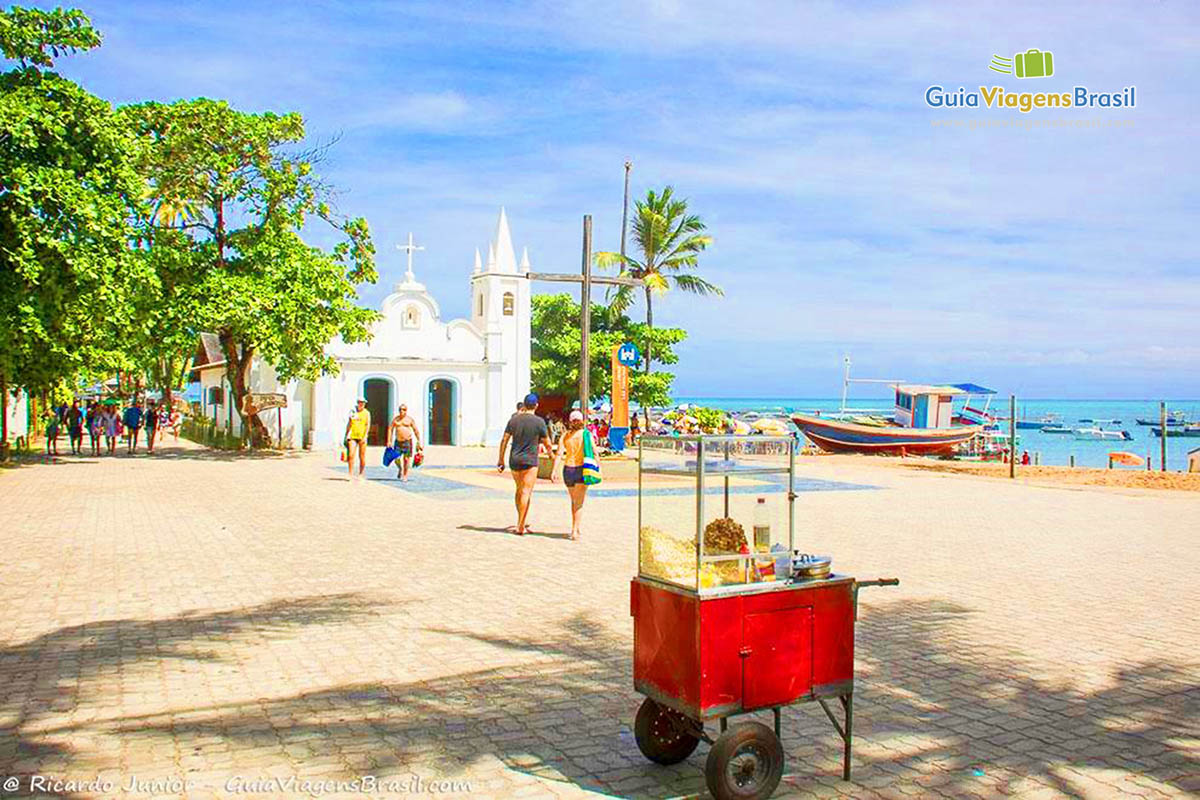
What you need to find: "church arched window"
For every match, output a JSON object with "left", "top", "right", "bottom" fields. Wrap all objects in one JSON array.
[
  {"left": 403, "top": 305, "right": 421, "bottom": 329},
  {"left": 503, "top": 292, "right": 514, "bottom": 316}
]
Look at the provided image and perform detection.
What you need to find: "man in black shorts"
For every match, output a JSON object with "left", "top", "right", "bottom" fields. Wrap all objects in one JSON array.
[{"left": 496, "top": 393, "right": 553, "bottom": 535}]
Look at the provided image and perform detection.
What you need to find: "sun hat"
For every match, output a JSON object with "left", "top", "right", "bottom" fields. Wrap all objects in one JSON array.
[{"left": 569, "top": 410, "right": 584, "bottom": 423}]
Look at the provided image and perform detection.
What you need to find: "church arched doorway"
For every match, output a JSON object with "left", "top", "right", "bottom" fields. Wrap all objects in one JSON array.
[
  {"left": 363, "top": 378, "right": 392, "bottom": 445},
  {"left": 428, "top": 379, "right": 455, "bottom": 445}
]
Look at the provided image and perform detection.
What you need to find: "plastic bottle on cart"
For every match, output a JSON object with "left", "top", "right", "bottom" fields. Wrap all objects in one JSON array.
[
  {"left": 753, "top": 497, "right": 771, "bottom": 551},
  {"left": 771, "top": 544, "right": 789, "bottom": 580}
]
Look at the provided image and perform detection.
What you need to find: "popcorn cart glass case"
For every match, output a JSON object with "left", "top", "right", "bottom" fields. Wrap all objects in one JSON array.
[{"left": 632, "top": 434, "right": 894, "bottom": 800}]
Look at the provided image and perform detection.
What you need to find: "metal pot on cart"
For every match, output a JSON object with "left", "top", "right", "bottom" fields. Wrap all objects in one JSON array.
[{"left": 632, "top": 434, "right": 897, "bottom": 799}]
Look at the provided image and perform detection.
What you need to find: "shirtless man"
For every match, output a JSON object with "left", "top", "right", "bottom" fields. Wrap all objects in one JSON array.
[{"left": 387, "top": 403, "right": 422, "bottom": 481}]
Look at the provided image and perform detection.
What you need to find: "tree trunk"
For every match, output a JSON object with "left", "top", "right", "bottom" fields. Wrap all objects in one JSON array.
[
  {"left": 219, "top": 330, "right": 269, "bottom": 448},
  {"left": 644, "top": 285, "right": 654, "bottom": 428},
  {"left": 161, "top": 356, "right": 175, "bottom": 408},
  {"left": 1, "top": 373, "right": 8, "bottom": 458}
]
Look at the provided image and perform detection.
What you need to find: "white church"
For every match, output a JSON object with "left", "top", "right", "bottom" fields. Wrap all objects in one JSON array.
[{"left": 194, "top": 208, "right": 533, "bottom": 448}]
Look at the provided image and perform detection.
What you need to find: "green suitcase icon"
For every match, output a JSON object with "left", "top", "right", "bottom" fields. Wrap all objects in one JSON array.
[{"left": 1014, "top": 48, "right": 1053, "bottom": 78}]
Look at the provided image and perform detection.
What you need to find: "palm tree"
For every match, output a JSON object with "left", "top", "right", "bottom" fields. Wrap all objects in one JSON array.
[{"left": 595, "top": 186, "right": 719, "bottom": 386}]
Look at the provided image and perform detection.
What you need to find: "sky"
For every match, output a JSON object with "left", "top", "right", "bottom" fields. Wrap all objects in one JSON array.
[{"left": 37, "top": 0, "right": 1200, "bottom": 399}]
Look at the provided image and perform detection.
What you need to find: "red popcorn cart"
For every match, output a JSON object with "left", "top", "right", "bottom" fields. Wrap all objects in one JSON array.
[{"left": 632, "top": 434, "right": 896, "bottom": 800}]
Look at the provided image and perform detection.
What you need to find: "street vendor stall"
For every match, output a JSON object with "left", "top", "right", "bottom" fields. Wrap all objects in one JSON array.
[{"left": 632, "top": 434, "right": 896, "bottom": 800}]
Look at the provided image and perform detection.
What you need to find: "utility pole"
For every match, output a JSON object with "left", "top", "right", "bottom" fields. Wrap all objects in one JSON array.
[
  {"left": 1009, "top": 394, "right": 1016, "bottom": 479},
  {"left": 580, "top": 215, "right": 592, "bottom": 422},
  {"left": 1160, "top": 400, "right": 1167, "bottom": 472},
  {"left": 621, "top": 160, "right": 632, "bottom": 260}
]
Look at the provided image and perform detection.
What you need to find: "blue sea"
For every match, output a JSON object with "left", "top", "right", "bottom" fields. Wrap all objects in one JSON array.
[{"left": 673, "top": 397, "right": 1200, "bottom": 472}]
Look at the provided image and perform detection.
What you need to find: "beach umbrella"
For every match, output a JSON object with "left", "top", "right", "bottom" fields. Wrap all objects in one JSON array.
[
  {"left": 731, "top": 419, "right": 752, "bottom": 435},
  {"left": 1108, "top": 451, "right": 1144, "bottom": 467},
  {"left": 753, "top": 418, "right": 791, "bottom": 436}
]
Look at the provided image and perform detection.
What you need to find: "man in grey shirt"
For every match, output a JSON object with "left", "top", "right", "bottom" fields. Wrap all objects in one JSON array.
[{"left": 497, "top": 393, "right": 553, "bottom": 535}]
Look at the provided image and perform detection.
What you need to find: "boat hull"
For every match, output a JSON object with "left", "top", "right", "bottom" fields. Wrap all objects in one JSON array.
[{"left": 791, "top": 413, "right": 981, "bottom": 455}]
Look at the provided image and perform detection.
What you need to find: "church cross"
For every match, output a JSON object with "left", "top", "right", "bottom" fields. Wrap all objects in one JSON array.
[{"left": 397, "top": 232, "right": 424, "bottom": 283}]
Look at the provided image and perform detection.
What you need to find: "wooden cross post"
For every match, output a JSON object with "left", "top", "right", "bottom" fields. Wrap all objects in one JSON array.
[{"left": 525, "top": 215, "right": 643, "bottom": 423}]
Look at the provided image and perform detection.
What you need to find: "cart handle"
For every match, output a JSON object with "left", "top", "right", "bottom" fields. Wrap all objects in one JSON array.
[
  {"left": 856, "top": 578, "right": 899, "bottom": 589},
  {"left": 852, "top": 578, "right": 898, "bottom": 620}
]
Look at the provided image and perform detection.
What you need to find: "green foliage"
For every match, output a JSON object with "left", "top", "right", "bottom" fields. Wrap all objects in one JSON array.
[
  {"left": 531, "top": 293, "right": 686, "bottom": 407},
  {"left": 0, "top": 9, "right": 146, "bottom": 395},
  {"left": 118, "top": 98, "right": 377, "bottom": 444},
  {"left": 0, "top": 5, "right": 100, "bottom": 67},
  {"left": 594, "top": 185, "right": 719, "bottom": 317},
  {"left": 690, "top": 406, "right": 727, "bottom": 432}
]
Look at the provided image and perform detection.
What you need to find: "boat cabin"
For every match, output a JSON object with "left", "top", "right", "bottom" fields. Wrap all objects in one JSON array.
[{"left": 893, "top": 385, "right": 965, "bottom": 429}]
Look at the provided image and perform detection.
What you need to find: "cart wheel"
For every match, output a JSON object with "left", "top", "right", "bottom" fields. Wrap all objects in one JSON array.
[
  {"left": 634, "top": 698, "right": 700, "bottom": 764},
  {"left": 705, "top": 722, "right": 784, "bottom": 800}
]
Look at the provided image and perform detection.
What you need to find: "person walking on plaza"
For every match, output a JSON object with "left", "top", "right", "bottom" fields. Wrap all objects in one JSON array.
[
  {"left": 65, "top": 399, "right": 84, "bottom": 455},
  {"left": 123, "top": 400, "right": 143, "bottom": 454},
  {"left": 144, "top": 398, "right": 159, "bottom": 453},
  {"left": 102, "top": 402, "right": 118, "bottom": 455},
  {"left": 85, "top": 400, "right": 101, "bottom": 456},
  {"left": 343, "top": 397, "right": 370, "bottom": 479},
  {"left": 42, "top": 406, "right": 60, "bottom": 455},
  {"left": 554, "top": 410, "right": 593, "bottom": 541},
  {"left": 496, "top": 393, "right": 553, "bottom": 535},
  {"left": 387, "top": 403, "right": 422, "bottom": 481},
  {"left": 168, "top": 406, "right": 182, "bottom": 442}
]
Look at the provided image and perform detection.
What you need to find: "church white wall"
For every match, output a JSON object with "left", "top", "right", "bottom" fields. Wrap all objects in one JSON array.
[{"left": 312, "top": 362, "right": 495, "bottom": 448}]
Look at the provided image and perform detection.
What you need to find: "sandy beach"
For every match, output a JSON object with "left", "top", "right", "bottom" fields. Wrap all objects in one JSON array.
[{"left": 807, "top": 452, "right": 1200, "bottom": 493}]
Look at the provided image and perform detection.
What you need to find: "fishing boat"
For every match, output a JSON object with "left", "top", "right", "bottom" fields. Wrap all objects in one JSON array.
[
  {"left": 1152, "top": 424, "right": 1200, "bottom": 438},
  {"left": 1016, "top": 413, "right": 1060, "bottom": 430},
  {"left": 1072, "top": 426, "right": 1133, "bottom": 441},
  {"left": 792, "top": 380, "right": 982, "bottom": 455},
  {"left": 1136, "top": 411, "right": 1188, "bottom": 427},
  {"left": 952, "top": 383, "right": 999, "bottom": 427}
]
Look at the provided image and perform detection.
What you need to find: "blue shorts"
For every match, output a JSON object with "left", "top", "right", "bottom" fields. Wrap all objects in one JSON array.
[{"left": 562, "top": 466, "right": 585, "bottom": 487}]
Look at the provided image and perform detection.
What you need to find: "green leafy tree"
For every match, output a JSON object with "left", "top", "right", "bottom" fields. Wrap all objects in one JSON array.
[
  {"left": 119, "top": 99, "right": 377, "bottom": 445},
  {"left": 0, "top": 5, "right": 100, "bottom": 67},
  {"left": 530, "top": 293, "right": 685, "bottom": 409},
  {"left": 594, "top": 186, "right": 717, "bottom": 416},
  {"left": 0, "top": 6, "right": 146, "bottom": 448}
]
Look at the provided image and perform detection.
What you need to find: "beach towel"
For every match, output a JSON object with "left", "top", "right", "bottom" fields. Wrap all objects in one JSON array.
[{"left": 581, "top": 430, "right": 602, "bottom": 486}]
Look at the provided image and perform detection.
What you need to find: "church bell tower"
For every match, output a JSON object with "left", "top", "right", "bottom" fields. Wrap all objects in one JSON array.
[{"left": 471, "top": 208, "right": 532, "bottom": 439}]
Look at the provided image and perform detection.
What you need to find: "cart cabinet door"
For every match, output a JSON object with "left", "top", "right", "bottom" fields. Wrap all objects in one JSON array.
[{"left": 742, "top": 607, "right": 814, "bottom": 710}]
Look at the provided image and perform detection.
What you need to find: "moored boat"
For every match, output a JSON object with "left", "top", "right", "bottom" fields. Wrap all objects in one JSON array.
[
  {"left": 1072, "top": 426, "right": 1133, "bottom": 441},
  {"left": 1016, "top": 413, "right": 1060, "bottom": 430},
  {"left": 1152, "top": 424, "right": 1200, "bottom": 438},
  {"left": 790, "top": 414, "right": 981, "bottom": 454},
  {"left": 792, "top": 382, "right": 982, "bottom": 455}
]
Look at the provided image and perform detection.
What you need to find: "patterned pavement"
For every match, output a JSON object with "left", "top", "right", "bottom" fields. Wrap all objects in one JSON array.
[{"left": 0, "top": 440, "right": 1196, "bottom": 799}]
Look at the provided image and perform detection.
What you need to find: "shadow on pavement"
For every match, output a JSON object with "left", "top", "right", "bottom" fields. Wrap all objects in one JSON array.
[
  {"left": 0, "top": 593, "right": 388, "bottom": 798},
  {"left": 2, "top": 597, "right": 1195, "bottom": 798},
  {"left": 457, "top": 524, "right": 572, "bottom": 540}
]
